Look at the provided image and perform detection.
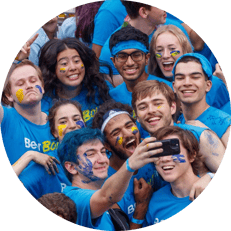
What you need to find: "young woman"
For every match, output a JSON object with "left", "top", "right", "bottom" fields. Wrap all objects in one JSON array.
[
  {"left": 39, "top": 37, "right": 112, "bottom": 126},
  {"left": 148, "top": 24, "right": 229, "bottom": 111}
]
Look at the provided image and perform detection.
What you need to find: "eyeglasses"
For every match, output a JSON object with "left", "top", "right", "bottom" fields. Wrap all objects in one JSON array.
[{"left": 114, "top": 51, "right": 145, "bottom": 63}]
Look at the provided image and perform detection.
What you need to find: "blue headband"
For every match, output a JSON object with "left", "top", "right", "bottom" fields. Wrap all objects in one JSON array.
[
  {"left": 172, "top": 53, "right": 212, "bottom": 80},
  {"left": 111, "top": 40, "right": 149, "bottom": 56}
]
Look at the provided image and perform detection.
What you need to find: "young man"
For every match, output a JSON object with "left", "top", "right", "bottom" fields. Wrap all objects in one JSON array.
[
  {"left": 92, "top": 100, "right": 165, "bottom": 222},
  {"left": 58, "top": 127, "right": 162, "bottom": 229},
  {"left": 132, "top": 80, "right": 225, "bottom": 174},
  {"left": 143, "top": 126, "right": 204, "bottom": 227},
  {"left": 109, "top": 25, "right": 172, "bottom": 106},
  {"left": 1, "top": 60, "right": 58, "bottom": 166},
  {"left": 172, "top": 53, "right": 231, "bottom": 148}
]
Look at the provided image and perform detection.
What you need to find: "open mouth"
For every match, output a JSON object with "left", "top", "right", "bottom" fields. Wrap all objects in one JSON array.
[
  {"left": 162, "top": 62, "right": 174, "bottom": 71},
  {"left": 181, "top": 89, "right": 196, "bottom": 96},
  {"left": 67, "top": 74, "right": 79, "bottom": 80},
  {"left": 147, "top": 116, "right": 161, "bottom": 126},
  {"left": 124, "top": 138, "right": 137, "bottom": 154},
  {"left": 162, "top": 165, "right": 175, "bottom": 172},
  {"left": 124, "top": 66, "right": 138, "bottom": 75}
]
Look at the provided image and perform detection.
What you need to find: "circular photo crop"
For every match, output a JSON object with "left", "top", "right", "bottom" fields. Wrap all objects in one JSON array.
[{"left": 0, "top": 0, "right": 230, "bottom": 231}]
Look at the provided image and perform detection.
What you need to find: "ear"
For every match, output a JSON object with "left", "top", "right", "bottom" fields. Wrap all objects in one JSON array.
[
  {"left": 5, "top": 93, "right": 14, "bottom": 103},
  {"left": 110, "top": 57, "right": 116, "bottom": 68},
  {"left": 64, "top": 161, "right": 78, "bottom": 175},
  {"left": 172, "top": 81, "right": 176, "bottom": 93},
  {"left": 205, "top": 80, "right": 212, "bottom": 93},
  {"left": 189, "top": 152, "right": 196, "bottom": 163},
  {"left": 139, "top": 7, "right": 148, "bottom": 18},
  {"left": 145, "top": 53, "right": 150, "bottom": 65},
  {"left": 170, "top": 101, "right": 177, "bottom": 115}
]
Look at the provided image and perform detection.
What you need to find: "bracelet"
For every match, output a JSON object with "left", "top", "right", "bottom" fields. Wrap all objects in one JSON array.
[
  {"left": 126, "top": 159, "right": 135, "bottom": 172},
  {"left": 13, "top": 59, "right": 22, "bottom": 65},
  {"left": 207, "top": 172, "right": 215, "bottom": 179},
  {"left": 131, "top": 217, "right": 144, "bottom": 224}
]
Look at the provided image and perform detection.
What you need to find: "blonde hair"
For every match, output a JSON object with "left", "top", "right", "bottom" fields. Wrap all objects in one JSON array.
[{"left": 148, "top": 25, "right": 193, "bottom": 77}]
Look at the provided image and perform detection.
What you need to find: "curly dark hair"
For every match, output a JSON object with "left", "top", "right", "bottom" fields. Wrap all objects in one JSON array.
[
  {"left": 92, "top": 99, "right": 135, "bottom": 133},
  {"left": 38, "top": 193, "right": 77, "bottom": 223},
  {"left": 39, "top": 37, "right": 111, "bottom": 104},
  {"left": 109, "top": 25, "right": 149, "bottom": 53}
]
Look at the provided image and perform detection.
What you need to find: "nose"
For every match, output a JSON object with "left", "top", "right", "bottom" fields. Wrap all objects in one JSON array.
[
  {"left": 68, "top": 119, "right": 78, "bottom": 130},
  {"left": 160, "top": 155, "right": 172, "bottom": 162},
  {"left": 97, "top": 152, "right": 108, "bottom": 163},
  {"left": 69, "top": 60, "right": 77, "bottom": 71},
  {"left": 183, "top": 76, "right": 192, "bottom": 86},
  {"left": 148, "top": 104, "right": 157, "bottom": 114},
  {"left": 25, "top": 80, "right": 33, "bottom": 89},
  {"left": 125, "top": 55, "right": 135, "bottom": 66},
  {"left": 162, "top": 49, "right": 170, "bottom": 59}
]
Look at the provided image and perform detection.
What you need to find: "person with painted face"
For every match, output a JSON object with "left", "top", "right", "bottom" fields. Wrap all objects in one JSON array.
[
  {"left": 173, "top": 53, "right": 231, "bottom": 147},
  {"left": 19, "top": 99, "right": 86, "bottom": 199},
  {"left": 143, "top": 126, "right": 204, "bottom": 227},
  {"left": 39, "top": 37, "right": 112, "bottom": 127},
  {"left": 58, "top": 127, "right": 163, "bottom": 230},
  {"left": 148, "top": 25, "right": 230, "bottom": 111}
]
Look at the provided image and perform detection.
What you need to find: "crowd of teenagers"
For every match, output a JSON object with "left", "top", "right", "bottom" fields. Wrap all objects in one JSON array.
[{"left": 1, "top": 0, "right": 230, "bottom": 230}]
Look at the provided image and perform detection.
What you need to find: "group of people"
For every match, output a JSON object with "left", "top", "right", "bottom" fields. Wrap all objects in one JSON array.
[{"left": 1, "top": 0, "right": 230, "bottom": 230}]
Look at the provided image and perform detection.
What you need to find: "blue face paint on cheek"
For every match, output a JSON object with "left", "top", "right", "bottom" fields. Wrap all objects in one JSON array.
[
  {"left": 76, "top": 120, "right": 85, "bottom": 128},
  {"left": 76, "top": 153, "right": 100, "bottom": 183},
  {"left": 35, "top": 85, "right": 42, "bottom": 94},
  {"left": 172, "top": 154, "right": 186, "bottom": 163}
]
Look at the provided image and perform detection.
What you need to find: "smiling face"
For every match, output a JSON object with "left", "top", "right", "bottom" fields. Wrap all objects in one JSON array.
[
  {"left": 75, "top": 140, "right": 109, "bottom": 182},
  {"left": 111, "top": 49, "right": 149, "bottom": 84},
  {"left": 135, "top": 91, "right": 176, "bottom": 135},
  {"left": 56, "top": 48, "right": 85, "bottom": 89},
  {"left": 154, "top": 32, "right": 183, "bottom": 78},
  {"left": 104, "top": 114, "right": 140, "bottom": 159},
  {"left": 173, "top": 61, "right": 212, "bottom": 106},
  {"left": 155, "top": 134, "right": 195, "bottom": 184},
  {"left": 7, "top": 65, "right": 44, "bottom": 106},
  {"left": 53, "top": 104, "right": 85, "bottom": 142}
]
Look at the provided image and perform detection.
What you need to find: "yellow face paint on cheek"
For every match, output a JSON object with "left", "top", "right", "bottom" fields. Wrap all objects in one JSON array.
[
  {"left": 58, "top": 124, "right": 67, "bottom": 137},
  {"left": 60, "top": 68, "right": 66, "bottom": 73},
  {"left": 116, "top": 136, "right": 123, "bottom": 145},
  {"left": 16, "top": 89, "right": 24, "bottom": 103},
  {"left": 131, "top": 126, "right": 138, "bottom": 135},
  {"left": 157, "top": 105, "right": 162, "bottom": 109}
]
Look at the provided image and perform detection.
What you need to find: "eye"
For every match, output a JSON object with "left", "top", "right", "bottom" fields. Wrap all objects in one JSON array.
[{"left": 138, "top": 105, "right": 147, "bottom": 111}]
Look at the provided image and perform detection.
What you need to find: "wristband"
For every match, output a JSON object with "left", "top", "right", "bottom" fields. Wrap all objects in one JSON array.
[
  {"left": 131, "top": 217, "right": 144, "bottom": 224},
  {"left": 13, "top": 59, "right": 22, "bottom": 65},
  {"left": 207, "top": 172, "right": 215, "bottom": 179},
  {"left": 126, "top": 159, "right": 135, "bottom": 172}
]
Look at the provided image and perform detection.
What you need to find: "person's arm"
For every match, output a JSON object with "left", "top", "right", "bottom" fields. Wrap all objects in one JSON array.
[
  {"left": 213, "top": 63, "right": 227, "bottom": 86},
  {"left": 92, "top": 43, "right": 103, "bottom": 58},
  {"left": 221, "top": 126, "right": 230, "bottom": 148},
  {"left": 130, "top": 178, "right": 153, "bottom": 229},
  {"left": 12, "top": 150, "right": 60, "bottom": 176},
  {"left": 181, "top": 23, "right": 204, "bottom": 51},
  {"left": 90, "top": 137, "right": 163, "bottom": 219}
]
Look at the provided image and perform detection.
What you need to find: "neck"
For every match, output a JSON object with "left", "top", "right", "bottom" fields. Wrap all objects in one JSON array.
[
  {"left": 182, "top": 100, "right": 209, "bottom": 121},
  {"left": 109, "top": 153, "right": 125, "bottom": 171},
  {"left": 129, "top": 18, "right": 156, "bottom": 36},
  {"left": 57, "top": 85, "right": 82, "bottom": 99},
  {"left": 14, "top": 102, "right": 46, "bottom": 125},
  {"left": 124, "top": 72, "right": 149, "bottom": 92},
  {"left": 171, "top": 171, "right": 199, "bottom": 198},
  {"left": 72, "top": 175, "right": 104, "bottom": 190}
]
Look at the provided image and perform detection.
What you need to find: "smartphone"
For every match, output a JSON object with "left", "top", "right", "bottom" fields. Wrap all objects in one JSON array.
[{"left": 149, "top": 138, "right": 180, "bottom": 158}]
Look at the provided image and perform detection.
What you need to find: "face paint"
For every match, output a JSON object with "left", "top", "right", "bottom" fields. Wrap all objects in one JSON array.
[
  {"left": 58, "top": 124, "right": 67, "bottom": 137},
  {"left": 170, "top": 50, "right": 180, "bottom": 57},
  {"left": 16, "top": 89, "right": 24, "bottom": 103},
  {"left": 157, "top": 105, "right": 162, "bottom": 109},
  {"left": 172, "top": 154, "right": 186, "bottom": 163},
  {"left": 76, "top": 153, "right": 100, "bottom": 183},
  {"left": 35, "top": 85, "right": 42, "bottom": 94},
  {"left": 60, "top": 68, "right": 66, "bottom": 73},
  {"left": 155, "top": 53, "right": 162, "bottom": 58},
  {"left": 81, "top": 64, "right": 84, "bottom": 69},
  {"left": 116, "top": 136, "right": 123, "bottom": 145},
  {"left": 131, "top": 126, "right": 138, "bottom": 135},
  {"left": 76, "top": 120, "right": 85, "bottom": 128}
]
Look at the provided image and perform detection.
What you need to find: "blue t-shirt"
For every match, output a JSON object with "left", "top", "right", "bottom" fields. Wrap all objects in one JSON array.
[
  {"left": 143, "top": 184, "right": 191, "bottom": 227},
  {"left": 1, "top": 106, "right": 58, "bottom": 165},
  {"left": 220, "top": 102, "right": 231, "bottom": 115},
  {"left": 41, "top": 85, "right": 106, "bottom": 127},
  {"left": 19, "top": 149, "right": 71, "bottom": 199},
  {"left": 64, "top": 186, "right": 115, "bottom": 230},
  {"left": 109, "top": 74, "right": 173, "bottom": 106},
  {"left": 92, "top": 0, "right": 127, "bottom": 47},
  {"left": 29, "top": 28, "right": 49, "bottom": 66},
  {"left": 107, "top": 163, "right": 167, "bottom": 220},
  {"left": 58, "top": 17, "right": 76, "bottom": 39},
  {"left": 178, "top": 106, "right": 231, "bottom": 139},
  {"left": 205, "top": 75, "right": 230, "bottom": 110}
]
